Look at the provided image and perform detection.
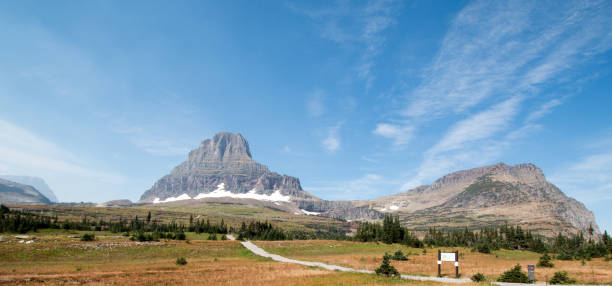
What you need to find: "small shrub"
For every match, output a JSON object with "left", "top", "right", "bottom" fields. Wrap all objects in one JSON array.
[
  {"left": 207, "top": 233, "right": 217, "bottom": 240},
  {"left": 475, "top": 243, "right": 491, "bottom": 254},
  {"left": 556, "top": 251, "right": 573, "bottom": 261},
  {"left": 176, "top": 232, "right": 186, "bottom": 240},
  {"left": 375, "top": 253, "right": 399, "bottom": 277},
  {"left": 537, "top": 253, "right": 554, "bottom": 268},
  {"left": 221, "top": 234, "right": 227, "bottom": 240},
  {"left": 175, "top": 257, "right": 187, "bottom": 266},
  {"left": 391, "top": 250, "right": 408, "bottom": 261},
  {"left": 497, "top": 264, "right": 530, "bottom": 283},
  {"left": 549, "top": 271, "right": 576, "bottom": 284},
  {"left": 75, "top": 266, "right": 82, "bottom": 272},
  {"left": 80, "top": 233, "right": 95, "bottom": 241},
  {"left": 471, "top": 273, "right": 486, "bottom": 282}
]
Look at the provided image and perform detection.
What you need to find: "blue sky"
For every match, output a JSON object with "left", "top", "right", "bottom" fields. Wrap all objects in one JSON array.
[{"left": 1, "top": 1, "right": 611, "bottom": 232}]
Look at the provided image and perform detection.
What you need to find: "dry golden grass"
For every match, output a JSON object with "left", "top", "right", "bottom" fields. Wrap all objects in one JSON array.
[
  {"left": 258, "top": 240, "right": 612, "bottom": 284},
  {"left": 0, "top": 236, "right": 470, "bottom": 286},
  {"left": 2, "top": 235, "right": 611, "bottom": 285}
]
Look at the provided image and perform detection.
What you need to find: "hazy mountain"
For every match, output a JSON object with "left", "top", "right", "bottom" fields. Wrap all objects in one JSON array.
[
  {"left": 0, "top": 178, "right": 51, "bottom": 205},
  {"left": 0, "top": 175, "right": 58, "bottom": 202}
]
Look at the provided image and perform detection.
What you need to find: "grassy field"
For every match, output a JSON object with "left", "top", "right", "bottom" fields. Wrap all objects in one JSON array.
[
  {"left": 0, "top": 232, "right": 470, "bottom": 285},
  {"left": 258, "top": 240, "right": 612, "bottom": 284},
  {"left": 2, "top": 204, "right": 611, "bottom": 285}
]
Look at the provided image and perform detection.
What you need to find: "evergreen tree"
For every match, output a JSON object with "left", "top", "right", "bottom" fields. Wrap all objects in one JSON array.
[
  {"left": 537, "top": 253, "right": 554, "bottom": 268},
  {"left": 375, "top": 253, "right": 399, "bottom": 277},
  {"left": 497, "top": 264, "right": 530, "bottom": 283}
]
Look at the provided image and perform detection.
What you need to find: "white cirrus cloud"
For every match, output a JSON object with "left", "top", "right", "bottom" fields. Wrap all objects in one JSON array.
[
  {"left": 393, "top": 0, "right": 612, "bottom": 188},
  {"left": 373, "top": 123, "right": 414, "bottom": 145}
]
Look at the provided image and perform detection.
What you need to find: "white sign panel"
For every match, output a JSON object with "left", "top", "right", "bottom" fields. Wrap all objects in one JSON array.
[{"left": 441, "top": 252, "right": 456, "bottom": 262}]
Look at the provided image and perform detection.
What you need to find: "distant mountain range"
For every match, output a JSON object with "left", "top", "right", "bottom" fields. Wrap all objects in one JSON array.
[
  {"left": 0, "top": 178, "right": 51, "bottom": 205},
  {"left": 140, "top": 132, "right": 601, "bottom": 237},
  {"left": 0, "top": 175, "right": 58, "bottom": 202}
]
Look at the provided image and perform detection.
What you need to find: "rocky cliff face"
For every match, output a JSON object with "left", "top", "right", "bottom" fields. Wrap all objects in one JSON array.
[
  {"left": 0, "top": 178, "right": 51, "bottom": 205},
  {"left": 140, "top": 132, "right": 317, "bottom": 202},
  {"left": 359, "top": 163, "right": 600, "bottom": 237}
]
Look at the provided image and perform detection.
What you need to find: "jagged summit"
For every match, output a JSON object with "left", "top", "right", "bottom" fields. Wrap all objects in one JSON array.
[
  {"left": 140, "top": 132, "right": 316, "bottom": 203},
  {"left": 194, "top": 132, "right": 252, "bottom": 162}
]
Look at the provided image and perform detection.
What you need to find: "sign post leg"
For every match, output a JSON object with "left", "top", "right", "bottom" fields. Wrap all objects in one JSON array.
[
  {"left": 438, "top": 249, "right": 441, "bottom": 277},
  {"left": 455, "top": 250, "right": 459, "bottom": 278}
]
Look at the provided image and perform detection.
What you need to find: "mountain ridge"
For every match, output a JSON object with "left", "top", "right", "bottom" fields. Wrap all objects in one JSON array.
[{"left": 138, "top": 132, "right": 600, "bottom": 237}]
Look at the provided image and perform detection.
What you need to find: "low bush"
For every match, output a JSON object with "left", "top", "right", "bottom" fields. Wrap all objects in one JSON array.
[
  {"left": 80, "top": 233, "right": 95, "bottom": 241},
  {"left": 474, "top": 242, "right": 491, "bottom": 254},
  {"left": 497, "top": 264, "right": 530, "bottom": 283},
  {"left": 391, "top": 250, "right": 408, "bottom": 261},
  {"left": 471, "top": 273, "right": 486, "bottom": 282},
  {"left": 549, "top": 271, "right": 576, "bottom": 285},
  {"left": 175, "top": 257, "right": 187, "bottom": 266}
]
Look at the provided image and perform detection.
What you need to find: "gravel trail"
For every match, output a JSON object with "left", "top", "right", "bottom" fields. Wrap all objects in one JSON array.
[{"left": 228, "top": 235, "right": 472, "bottom": 284}]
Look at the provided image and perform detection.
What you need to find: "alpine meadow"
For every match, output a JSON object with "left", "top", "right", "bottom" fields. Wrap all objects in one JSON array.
[{"left": 1, "top": 0, "right": 612, "bottom": 285}]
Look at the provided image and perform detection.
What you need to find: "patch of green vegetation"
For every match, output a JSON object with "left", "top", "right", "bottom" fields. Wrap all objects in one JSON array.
[
  {"left": 497, "top": 264, "right": 530, "bottom": 283},
  {"left": 549, "top": 271, "right": 576, "bottom": 285},
  {"left": 375, "top": 253, "right": 399, "bottom": 277},
  {"left": 471, "top": 272, "right": 486, "bottom": 282},
  {"left": 175, "top": 257, "right": 187, "bottom": 265}
]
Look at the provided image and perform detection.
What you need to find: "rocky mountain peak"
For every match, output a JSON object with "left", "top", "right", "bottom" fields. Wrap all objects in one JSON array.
[
  {"left": 191, "top": 132, "right": 252, "bottom": 163},
  {"left": 140, "top": 132, "right": 318, "bottom": 203}
]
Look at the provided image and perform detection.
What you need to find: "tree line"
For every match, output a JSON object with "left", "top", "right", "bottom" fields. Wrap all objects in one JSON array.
[
  {"left": 0, "top": 205, "right": 227, "bottom": 237},
  {"left": 354, "top": 215, "right": 612, "bottom": 261}
]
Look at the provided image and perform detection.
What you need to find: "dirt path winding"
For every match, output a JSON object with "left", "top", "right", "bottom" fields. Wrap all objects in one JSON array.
[{"left": 227, "top": 234, "right": 473, "bottom": 284}]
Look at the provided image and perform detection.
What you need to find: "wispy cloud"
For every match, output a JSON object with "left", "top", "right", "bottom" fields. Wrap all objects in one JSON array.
[
  {"left": 0, "top": 119, "right": 125, "bottom": 185},
  {"left": 388, "top": 0, "right": 612, "bottom": 188},
  {"left": 373, "top": 123, "right": 414, "bottom": 145},
  {"left": 291, "top": 0, "right": 398, "bottom": 89},
  {"left": 526, "top": 98, "right": 563, "bottom": 123},
  {"left": 550, "top": 139, "right": 612, "bottom": 203},
  {"left": 402, "top": 96, "right": 522, "bottom": 189},
  {"left": 105, "top": 116, "right": 193, "bottom": 156},
  {"left": 322, "top": 123, "right": 342, "bottom": 153}
]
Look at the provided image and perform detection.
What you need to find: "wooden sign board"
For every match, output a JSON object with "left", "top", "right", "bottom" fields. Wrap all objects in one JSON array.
[
  {"left": 440, "top": 252, "right": 456, "bottom": 262},
  {"left": 437, "top": 250, "right": 459, "bottom": 278}
]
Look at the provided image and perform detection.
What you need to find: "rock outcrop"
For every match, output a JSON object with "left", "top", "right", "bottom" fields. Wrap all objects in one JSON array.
[{"left": 0, "top": 178, "right": 51, "bottom": 205}]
